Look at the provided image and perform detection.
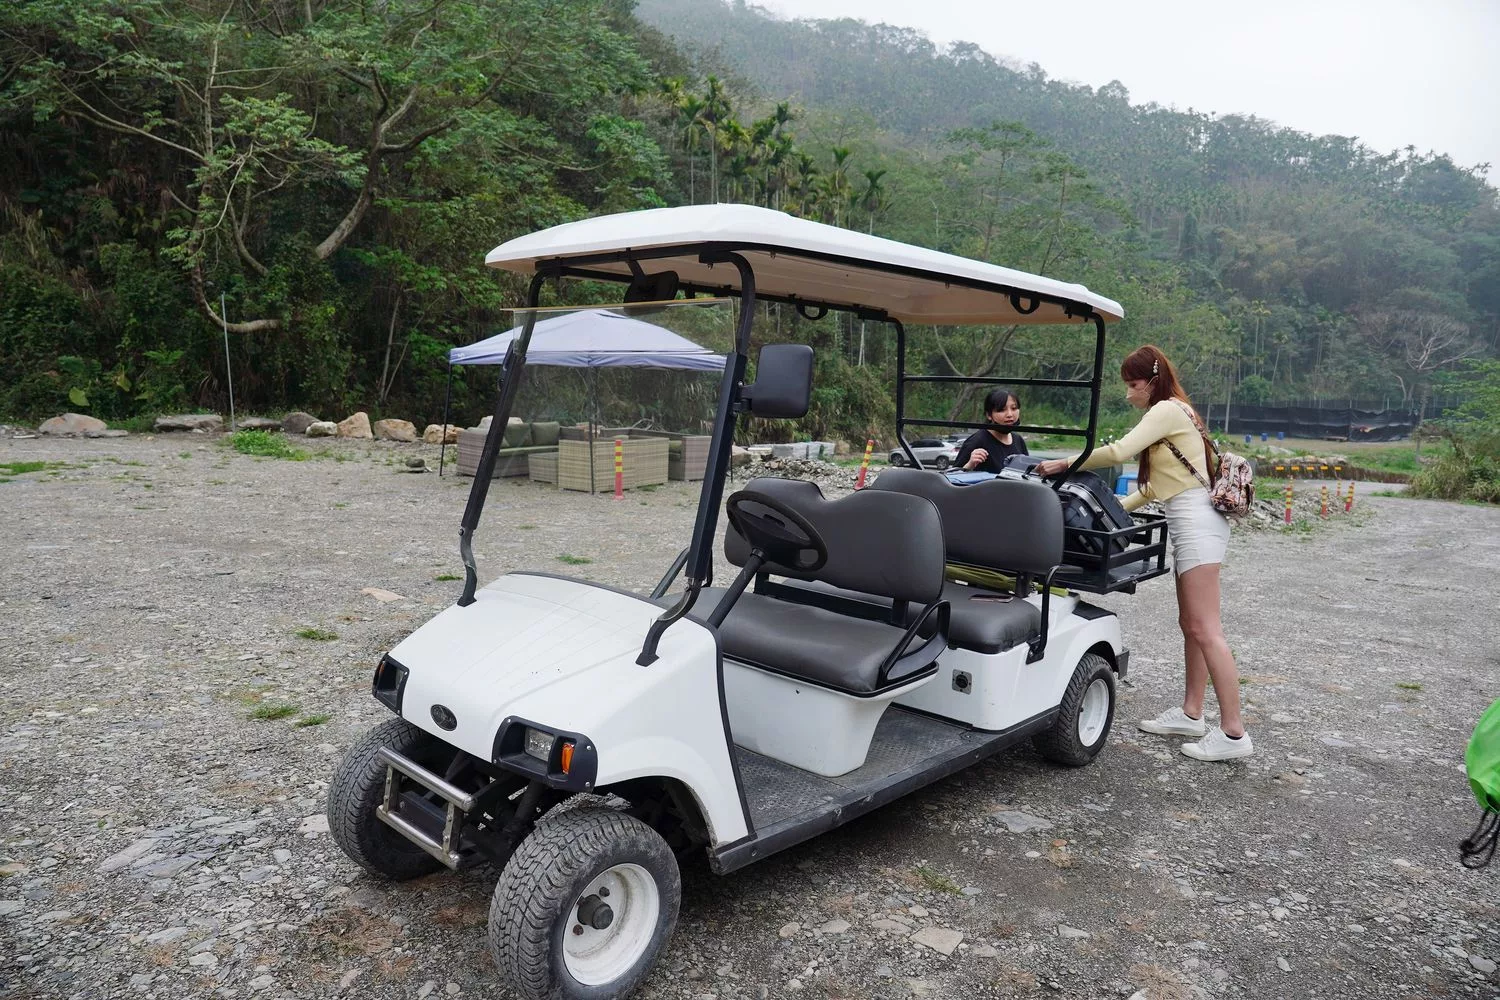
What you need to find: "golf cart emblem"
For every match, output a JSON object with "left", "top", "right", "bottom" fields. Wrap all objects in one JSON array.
[{"left": 430, "top": 704, "right": 457, "bottom": 730}]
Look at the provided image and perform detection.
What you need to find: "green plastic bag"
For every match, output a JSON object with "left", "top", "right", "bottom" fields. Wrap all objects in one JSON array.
[{"left": 1461, "top": 698, "right": 1500, "bottom": 869}]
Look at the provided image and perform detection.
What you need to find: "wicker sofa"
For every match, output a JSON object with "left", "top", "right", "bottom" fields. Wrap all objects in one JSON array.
[
  {"left": 455, "top": 418, "right": 561, "bottom": 478},
  {"left": 556, "top": 434, "right": 669, "bottom": 493},
  {"left": 597, "top": 427, "right": 712, "bottom": 481}
]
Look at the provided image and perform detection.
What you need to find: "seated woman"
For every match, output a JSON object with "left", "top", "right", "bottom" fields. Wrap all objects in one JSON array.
[{"left": 954, "top": 388, "right": 1028, "bottom": 474}]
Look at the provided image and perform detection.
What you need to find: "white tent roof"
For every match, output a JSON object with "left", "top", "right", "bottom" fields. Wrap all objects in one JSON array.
[
  {"left": 448, "top": 308, "right": 726, "bottom": 370},
  {"left": 485, "top": 203, "right": 1123, "bottom": 326}
]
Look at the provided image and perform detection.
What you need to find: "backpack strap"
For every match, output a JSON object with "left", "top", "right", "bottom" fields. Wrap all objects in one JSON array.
[{"left": 1163, "top": 400, "right": 1213, "bottom": 488}]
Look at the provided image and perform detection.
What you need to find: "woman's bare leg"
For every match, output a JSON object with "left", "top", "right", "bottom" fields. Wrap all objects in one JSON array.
[
  {"left": 1176, "top": 571, "right": 1210, "bottom": 719},
  {"left": 1176, "top": 563, "right": 1244, "bottom": 737}
]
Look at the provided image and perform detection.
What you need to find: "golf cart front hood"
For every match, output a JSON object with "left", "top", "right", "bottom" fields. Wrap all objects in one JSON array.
[{"left": 387, "top": 572, "right": 680, "bottom": 754}]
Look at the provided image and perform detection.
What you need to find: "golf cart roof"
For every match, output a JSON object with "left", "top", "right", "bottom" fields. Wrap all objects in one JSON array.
[{"left": 485, "top": 204, "right": 1123, "bottom": 326}]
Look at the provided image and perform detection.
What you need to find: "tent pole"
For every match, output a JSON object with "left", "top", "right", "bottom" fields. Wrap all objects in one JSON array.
[
  {"left": 439, "top": 361, "right": 454, "bottom": 477},
  {"left": 589, "top": 365, "right": 598, "bottom": 495}
]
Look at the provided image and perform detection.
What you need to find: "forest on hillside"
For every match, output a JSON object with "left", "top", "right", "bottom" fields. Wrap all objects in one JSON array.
[{"left": 2, "top": 0, "right": 1496, "bottom": 442}]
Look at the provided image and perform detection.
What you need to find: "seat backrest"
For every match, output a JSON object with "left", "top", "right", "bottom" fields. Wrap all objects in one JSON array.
[
  {"left": 725, "top": 477, "right": 945, "bottom": 605},
  {"left": 869, "top": 468, "right": 1063, "bottom": 575}
]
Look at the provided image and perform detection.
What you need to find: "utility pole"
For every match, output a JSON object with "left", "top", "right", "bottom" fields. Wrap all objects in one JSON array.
[{"left": 221, "top": 291, "right": 236, "bottom": 432}]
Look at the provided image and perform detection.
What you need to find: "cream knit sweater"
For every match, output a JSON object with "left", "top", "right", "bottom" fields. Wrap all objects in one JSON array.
[{"left": 1066, "top": 400, "right": 1210, "bottom": 512}]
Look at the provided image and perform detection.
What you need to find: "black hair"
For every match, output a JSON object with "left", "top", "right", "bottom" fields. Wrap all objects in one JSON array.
[{"left": 983, "top": 388, "right": 1019, "bottom": 416}]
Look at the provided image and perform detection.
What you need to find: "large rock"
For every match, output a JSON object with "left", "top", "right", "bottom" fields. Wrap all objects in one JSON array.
[
  {"left": 731, "top": 445, "right": 751, "bottom": 468},
  {"left": 154, "top": 413, "right": 224, "bottom": 433},
  {"left": 39, "top": 413, "right": 107, "bottom": 437},
  {"left": 373, "top": 418, "right": 417, "bottom": 442},
  {"left": 305, "top": 421, "right": 337, "bottom": 437},
  {"left": 281, "top": 411, "right": 318, "bottom": 435},
  {"left": 236, "top": 417, "right": 282, "bottom": 432},
  {"left": 423, "top": 423, "right": 459, "bottom": 445},
  {"left": 336, "top": 412, "right": 373, "bottom": 439}
]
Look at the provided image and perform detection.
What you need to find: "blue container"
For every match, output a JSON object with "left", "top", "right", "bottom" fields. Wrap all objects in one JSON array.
[
  {"left": 1261, "top": 432, "right": 1269, "bottom": 442},
  {"left": 1115, "top": 473, "right": 1137, "bottom": 496},
  {"left": 1277, "top": 431, "right": 1285, "bottom": 440},
  {"left": 1244, "top": 434, "right": 1252, "bottom": 445}
]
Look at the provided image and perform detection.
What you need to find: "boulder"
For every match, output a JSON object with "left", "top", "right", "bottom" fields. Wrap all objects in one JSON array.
[
  {"left": 84, "top": 428, "right": 129, "bottom": 438},
  {"left": 373, "top": 418, "right": 418, "bottom": 442},
  {"left": 305, "top": 421, "right": 338, "bottom": 437},
  {"left": 39, "top": 413, "right": 108, "bottom": 437},
  {"left": 336, "top": 412, "right": 373, "bottom": 439},
  {"left": 281, "top": 411, "right": 318, "bottom": 435},
  {"left": 731, "top": 445, "right": 752, "bottom": 468},
  {"left": 236, "top": 417, "right": 282, "bottom": 432},
  {"left": 154, "top": 413, "right": 224, "bottom": 433},
  {"left": 477, "top": 415, "right": 493, "bottom": 430},
  {"left": 423, "top": 423, "right": 459, "bottom": 445}
]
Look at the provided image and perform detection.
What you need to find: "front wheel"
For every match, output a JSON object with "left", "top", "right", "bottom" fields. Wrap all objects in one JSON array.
[
  {"left": 327, "top": 717, "right": 449, "bottom": 880},
  {"left": 888, "top": 452, "right": 905, "bottom": 467},
  {"left": 1033, "top": 653, "right": 1116, "bottom": 766},
  {"left": 489, "top": 807, "right": 680, "bottom": 1000},
  {"left": 934, "top": 455, "right": 951, "bottom": 470}
]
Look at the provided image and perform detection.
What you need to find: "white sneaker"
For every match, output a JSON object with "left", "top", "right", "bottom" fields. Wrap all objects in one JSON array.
[
  {"left": 1181, "top": 727, "right": 1254, "bottom": 762},
  {"left": 1137, "top": 706, "right": 1208, "bottom": 738}
]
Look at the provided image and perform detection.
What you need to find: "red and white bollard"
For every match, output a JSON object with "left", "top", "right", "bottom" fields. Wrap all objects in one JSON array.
[
  {"left": 854, "top": 438, "right": 875, "bottom": 489},
  {"left": 613, "top": 437, "right": 624, "bottom": 500},
  {"left": 1284, "top": 478, "right": 1293, "bottom": 525},
  {"left": 1320, "top": 483, "right": 1329, "bottom": 519}
]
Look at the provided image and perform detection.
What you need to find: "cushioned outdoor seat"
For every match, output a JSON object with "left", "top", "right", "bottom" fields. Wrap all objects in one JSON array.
[
  {"left": 666, "top": 587, "right": 929, "bottom": 694},
  {"left": 772, "top": 577, "right": 1040, "bottom": 654}
]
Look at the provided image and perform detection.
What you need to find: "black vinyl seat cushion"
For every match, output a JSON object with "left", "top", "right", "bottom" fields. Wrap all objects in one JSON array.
[
  {"left": 650, "top": 587, "right": 938, "bottom": 695},
  {"left": 772, "top": 578, "right": 1039, "bottom": 655}
]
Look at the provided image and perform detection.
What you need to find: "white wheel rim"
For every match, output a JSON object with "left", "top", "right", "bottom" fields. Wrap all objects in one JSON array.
[
  {"left": 1077, "top": 677, "right": 1111, "bottom": 746},
  {"left": 561, "top": 863, "right": 660, "bottom": 987}
]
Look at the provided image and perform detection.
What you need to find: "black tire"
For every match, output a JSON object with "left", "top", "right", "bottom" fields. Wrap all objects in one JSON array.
[
  {"left": 934, "top": 455, "right": 951, "bottom": 470},
  {"left": 489, "top": 807, "right": 680, "bottom": 1000},
  {"left": 1032, "top": 652, "right": 1116, "bottom": 767},
  {"left": 888, "top": 452, "right": 905, "bottom": 467},
  {"left": 326, "top": 717, "right": 448, "bottom": 881}
]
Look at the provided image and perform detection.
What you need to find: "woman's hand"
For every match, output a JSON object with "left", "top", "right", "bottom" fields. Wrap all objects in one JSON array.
[
  {"left": 1034, "top": 458, "right": 1071, "bottom": 477},
  {"left": 965, "top": 447, "right": 988, "bottom": 470}
]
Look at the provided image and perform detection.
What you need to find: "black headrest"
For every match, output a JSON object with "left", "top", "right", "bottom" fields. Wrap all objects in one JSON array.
[
  {"left": 869, "top": 468, "right": 1062, "bottom": 574},
  {"left": 724, "top": 477, "right": 945, "bottom": 605}
]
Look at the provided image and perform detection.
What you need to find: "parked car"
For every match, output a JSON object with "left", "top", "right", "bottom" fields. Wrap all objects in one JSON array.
[{"left": 889, "top": 437, "right": 959, "bottom": 469}]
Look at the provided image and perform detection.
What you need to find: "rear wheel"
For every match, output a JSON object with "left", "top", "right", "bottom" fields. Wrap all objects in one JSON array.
[
  {"left": 1033, "top": 653, "right": 1116, "bottom": 767},
  {"left": 934, "top": 455, "right": 951, "bottom": 470},
  {"left": 490, "top": 807, "right": 680, "bottom": 1000},
  {"left": 327, "top": 717, "right": 451, "bottom": 880},
  {"left": 888, "top": 452, "right": 905, "bottom": 467}
]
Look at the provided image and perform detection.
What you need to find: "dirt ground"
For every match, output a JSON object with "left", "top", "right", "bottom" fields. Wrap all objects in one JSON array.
[{"left": 2, "top": 433, "right": 1498, "bottom": 1000}]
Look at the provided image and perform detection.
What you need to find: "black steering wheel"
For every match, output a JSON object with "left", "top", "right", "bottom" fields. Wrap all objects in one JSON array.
[{"left": 724, "top": 490, "right": 828, "bottom": 573}]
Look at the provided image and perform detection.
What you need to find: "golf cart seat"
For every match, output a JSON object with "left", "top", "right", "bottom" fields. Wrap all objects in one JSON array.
[
  {"left": 772, "top": 469, "right": 1063, "bottom": 654},
  {"left": 714, "top": 477, "right": 950, "bottom": 695}
]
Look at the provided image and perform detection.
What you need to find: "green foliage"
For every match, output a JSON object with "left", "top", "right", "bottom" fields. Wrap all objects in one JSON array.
[
  {"left": 1409, "top": 360, "right": 1500, "bottom": 503},
  {"left": 294, "top": 627, "right": 339, "bottom": 642},
  {"left": 556, "top": 554, "right": 593, "bottom": 565},
  {"left": 296, "top": 713, "right": 333, "bottom": 727},
  {"left": 249, "top": 704, "right": 299, "bottom": 721},
  {"left": 230, "top": 430, "right": 306, "bottom": 460}
]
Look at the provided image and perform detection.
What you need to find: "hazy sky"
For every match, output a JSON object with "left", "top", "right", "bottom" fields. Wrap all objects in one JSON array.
[{"left": 752, "top": 0, "right": 1500, "bottom": 174}]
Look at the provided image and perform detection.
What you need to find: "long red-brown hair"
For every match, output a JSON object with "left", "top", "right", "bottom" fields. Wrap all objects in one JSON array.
[{"left": 1121, "top": 345, "right": 1214, "bottom": 487}]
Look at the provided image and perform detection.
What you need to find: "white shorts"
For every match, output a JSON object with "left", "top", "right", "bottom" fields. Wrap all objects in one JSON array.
[{"left": 1164, "top": 487, "right": 1230, "bottom": 574}]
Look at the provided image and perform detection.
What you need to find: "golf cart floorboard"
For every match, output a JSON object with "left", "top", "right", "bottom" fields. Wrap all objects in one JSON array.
[{"left": 715, "top": 705, "right": 1054, "bottom": 873}]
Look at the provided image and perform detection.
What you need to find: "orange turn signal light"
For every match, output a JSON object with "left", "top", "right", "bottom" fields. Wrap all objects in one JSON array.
[{"left": 559, "top": 740, "right": 575, "bottom": 775}]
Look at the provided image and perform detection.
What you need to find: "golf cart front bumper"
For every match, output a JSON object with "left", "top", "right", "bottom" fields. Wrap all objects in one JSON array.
[{"left": 375, "top": 747, "right": 480, "bottom": 870}]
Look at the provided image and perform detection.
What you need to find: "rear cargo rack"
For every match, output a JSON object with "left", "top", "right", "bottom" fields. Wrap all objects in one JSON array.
[{"left": 1055, "top": 512, "right": 1169, "bottom": 595}]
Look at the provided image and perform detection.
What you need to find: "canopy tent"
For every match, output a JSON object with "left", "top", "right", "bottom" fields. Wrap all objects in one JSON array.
[
  {"left": 448, "top": 308, "right": 726, "bottom": 369},
  {"left": 439, "top": 308, "right": 727, "bottom": 476}
]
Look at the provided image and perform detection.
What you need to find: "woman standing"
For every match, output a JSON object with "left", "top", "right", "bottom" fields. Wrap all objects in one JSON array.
[
  {"left": 1035, "top": 346, "right": 1250, "bottom": 761},
  {"left": 955, "top": 388, "right": 1028, "bottom": 474}
]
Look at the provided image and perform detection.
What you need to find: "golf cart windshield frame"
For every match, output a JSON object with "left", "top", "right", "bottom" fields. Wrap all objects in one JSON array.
[{"left": 456, "top": 241, "right": 1111, "bottom": 659}]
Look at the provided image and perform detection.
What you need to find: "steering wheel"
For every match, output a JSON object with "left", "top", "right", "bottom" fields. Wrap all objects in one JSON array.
[{"left": 724, "top": 490, "right": 828, "bottom": 573}]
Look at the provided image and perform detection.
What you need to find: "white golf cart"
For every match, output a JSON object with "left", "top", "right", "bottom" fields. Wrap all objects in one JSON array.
[{"left": 326, "top": 204, "right": 1167, "bottom": 999}]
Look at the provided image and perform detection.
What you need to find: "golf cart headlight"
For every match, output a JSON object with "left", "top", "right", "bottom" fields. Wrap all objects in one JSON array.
[{"left": 523, "top": 727, "right": 553, "bottom": 761}]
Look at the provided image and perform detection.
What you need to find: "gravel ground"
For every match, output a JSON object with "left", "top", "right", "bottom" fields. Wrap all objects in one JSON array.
[{"left": 2, "top": 433, "right": 1498, "bottom": 1000}]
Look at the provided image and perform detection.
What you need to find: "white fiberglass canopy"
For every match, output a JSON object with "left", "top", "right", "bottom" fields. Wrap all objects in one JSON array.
[{"left": 485, "top": 203, "right": 1123, "bottom": 326}]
